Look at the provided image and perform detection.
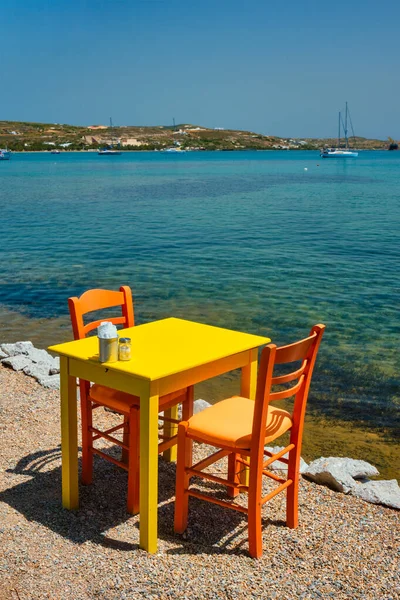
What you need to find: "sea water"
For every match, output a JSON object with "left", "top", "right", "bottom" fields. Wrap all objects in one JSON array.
[{"left": 0, "top": 150, "right": 399, "bottom": 449}]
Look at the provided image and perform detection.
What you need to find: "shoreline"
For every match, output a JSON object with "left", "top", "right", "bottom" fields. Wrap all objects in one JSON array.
[
  {"left": 1, "top": 333, "right": 398, "bottom": 480},
  {"left": 6, "top": 148, "right": 391, "bottom": 154}
]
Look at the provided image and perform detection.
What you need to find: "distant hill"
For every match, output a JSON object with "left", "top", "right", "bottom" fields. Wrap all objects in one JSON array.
[{"left": 0, "top": 120, "right": 390, "bottom": 152}]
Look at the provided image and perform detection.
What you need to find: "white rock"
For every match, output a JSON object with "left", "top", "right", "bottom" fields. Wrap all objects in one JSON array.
[
  {"left": 352, "top": 479, "right": 400, "bottom": 510},
  {"left": 23, "top": 361, "right": 52, "bottom": 381},
  {"left": 38, "top": 374, "right": 60, "bottom": 390},
  {"left": 1, "top": 355, "right": 32, "bottom": 371},
  {"left": 176, "top": 398, "right": 212, "bottom": 420},
  {"left": 0, "top": 341, "right": 34, "bottom": 356},
  {"left": 264, "top": 446, "right": 308, "bottom": 474},
  {"left": 26, "top": 347, "right": 54, "bottom": 365},
  {"left": 193, "top": 399, "right": 212, "bottom": 414},
  {"left": 0, "top": 349, "right": 8, "bottom": 359},
  {"left": 303, "top": 457, "right": 379, "bottom": 494}
]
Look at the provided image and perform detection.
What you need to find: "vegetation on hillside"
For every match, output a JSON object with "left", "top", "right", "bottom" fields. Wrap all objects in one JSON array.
[{"left": 0, "top": 120, "right": 391, "bottom": 152}]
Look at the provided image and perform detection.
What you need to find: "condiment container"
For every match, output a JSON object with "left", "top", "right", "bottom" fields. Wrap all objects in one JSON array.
[
  {"left": 118, "top": 337, "right": 132, "bottom": 361},
  {"left": 99, "top": 337, "right": 119, "bottom": 363}
]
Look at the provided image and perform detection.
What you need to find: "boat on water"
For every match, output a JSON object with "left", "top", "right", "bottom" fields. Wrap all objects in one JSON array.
[
  {"left": 98, "top": 148, "right": 122, "bottom": 155},
  {"left": 51, "top": 149, "right": 61, "bottom": 154},
  {"left": 162, "top": 140, "right": 186, "bottom": 153},
  {"left": 162, "top": 147, "right": 186, "bottom": 153},
  {"left": 98, "top": 118, "right": 122, "bottom": 155},
  {"left": 321, "top": 102, "right": 358, "bottom": 158},
  {"left": 0, "top": 148, "right": 11, "bottom": 160},
  {"left": 162, "top": 119, "right": 186, "bottom": 153},
  {"left": 321, "top": 148, "right": 358, "bottom": 158}
]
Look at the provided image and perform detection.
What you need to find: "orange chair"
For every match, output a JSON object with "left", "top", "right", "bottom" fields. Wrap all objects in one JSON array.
[
  {"left": 68, "top": 286, "right": 191, "bottom": 514},
  {"left": 174, "top": 324, "right": 325, "bottom": 558}
]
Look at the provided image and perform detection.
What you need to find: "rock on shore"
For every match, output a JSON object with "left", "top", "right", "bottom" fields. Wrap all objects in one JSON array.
[
  {"left": 0, "top": 341, "right": 60, "bottom": 389},
  {"left": 303, "top": 457, "right": 400, "bottom": 510}
]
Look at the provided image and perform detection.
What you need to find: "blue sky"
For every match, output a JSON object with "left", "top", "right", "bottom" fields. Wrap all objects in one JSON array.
[{"left": 2, "top": 0, "right": 399, "bottom": 139}]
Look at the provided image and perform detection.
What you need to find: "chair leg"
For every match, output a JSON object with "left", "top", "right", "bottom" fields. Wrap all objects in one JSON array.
[
  {"left": 121, "top": 415, "right": 129, "bottom": 464},
  {"left": 81, "top": 396, "right": 93, "bottom": 485},
  {"left": 181, "top": 386, "right": 194, "bottom": 468},
  {"left": 247, "top": 461, "right": 263, "bottom": 559},
  {"left": 127, "top": 407, "right": 140, "bottom": 515},
  {"left": 227, "top": 452, "right": 240, "bottom": 498},
  {"left": 286, "top": 444, "right": 300, "bottom": 529},
  {"left": 181, "top": 386, "right": 194, "bottom": 421},
  {"left": 163, "top": 404, "right": 179, "bottom": 462},
  {"left": 174, "top": 422, "right": 191, "bottom": 534}
]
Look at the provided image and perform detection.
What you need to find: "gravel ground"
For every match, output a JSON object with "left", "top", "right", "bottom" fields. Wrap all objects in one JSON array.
[{"left": 0, "top": 364, "right": 399, "bottom": 600}]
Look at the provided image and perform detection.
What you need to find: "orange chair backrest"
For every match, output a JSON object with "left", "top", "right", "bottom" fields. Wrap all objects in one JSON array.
[
  {"left": 68, "top": 286, "right": 135, "bottom": 340},
  {"left": 251, "top": 324, "right": 325, "bottom": 460}
]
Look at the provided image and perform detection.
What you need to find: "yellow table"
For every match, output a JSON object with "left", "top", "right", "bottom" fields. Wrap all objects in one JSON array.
[{"left": 49, "top": 317, "right": 269, "bottom": 553}]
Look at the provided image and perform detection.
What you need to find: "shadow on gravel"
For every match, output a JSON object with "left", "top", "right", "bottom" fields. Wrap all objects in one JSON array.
[
  {"left": 0, "top": 447, "right": 172, "bottom": 551},
  {"left": 1, "top": 447, "right": 284, "bottom": 556},
  {"left": 159, "top": 492, "right": 287, "bottom": 557}
]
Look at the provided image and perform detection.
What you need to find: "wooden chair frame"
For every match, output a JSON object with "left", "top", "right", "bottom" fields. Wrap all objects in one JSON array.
[
  {"left": 68, "top": 286, "right": 191, "bottom": 514},
  {"left": 174, "top": 324, "right": 325, "bottom": 558}
]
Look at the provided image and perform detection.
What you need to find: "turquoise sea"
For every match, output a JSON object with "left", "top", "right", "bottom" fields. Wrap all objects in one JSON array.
[{"left": 1, "top": 151, "right": 399, "bottom": 451}]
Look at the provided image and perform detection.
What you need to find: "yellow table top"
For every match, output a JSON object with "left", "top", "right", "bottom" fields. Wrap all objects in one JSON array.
[{"left": 49, "top": 317, "right": 270, "bottom": 381}]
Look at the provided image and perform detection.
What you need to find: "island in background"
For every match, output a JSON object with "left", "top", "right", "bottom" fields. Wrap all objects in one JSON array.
[{"left": 0, "top": 120, "right": 395, "bottom": 152}]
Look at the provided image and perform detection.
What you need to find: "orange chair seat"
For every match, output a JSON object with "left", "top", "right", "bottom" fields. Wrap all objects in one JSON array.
[
  {"left": 90, "top": 384, "right": 189, "bottom": 416},
  {"left": 90, "top": 384, "right": 140, "bottom": 413},
  {"left": 187, "top": 396, "right": 293, "bottom": 449}
]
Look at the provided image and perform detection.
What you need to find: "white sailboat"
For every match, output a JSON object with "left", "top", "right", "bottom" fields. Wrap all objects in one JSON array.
[
  {"left": 0, "top": 147, "right": 11, "bottom": 160},
  {"left": 98, "top": 118, "right": 122, "bottom": 155},
  {"left": 161, "top": 118, "right": 186, "bottom": 153},
  {"left": 321, "top": 102, "right": 358, "bottom": 158}
]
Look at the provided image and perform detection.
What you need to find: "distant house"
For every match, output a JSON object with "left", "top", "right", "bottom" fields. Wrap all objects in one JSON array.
[
  {"left": 87, "top": 125, "right": 108, "bottom": 130},
  {"left": 121, "top": 138, "right": 142, "bottom": 147}
]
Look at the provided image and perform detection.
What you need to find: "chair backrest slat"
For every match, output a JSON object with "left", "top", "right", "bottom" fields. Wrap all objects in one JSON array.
[
  {"left": 271, "top": 359, "right": 307, "bottom": 385},
  {"left": 269, "top": 374, "right": 305, "bottom": 402},
  {"left": 274, "top": 332, "right": 317, "bottom": 364},
  {"left": 77, "top": 288, "right": 126, "bottom": 314},
  {"left": 83, "top": 316, "right": 126, "bottom": 336}
]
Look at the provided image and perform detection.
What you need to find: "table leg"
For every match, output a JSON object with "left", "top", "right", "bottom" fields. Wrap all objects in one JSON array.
[
  {"left": 240, "top": 348, "right": 258, "bottom": 400},
  {"left": 239, "top": 348, "right": 258, "bottom": 488},
  {"left": 139, "top": 382, "right": 160, "bottom": 553},
  {"left": 60, "top": 356, "right": 79, "bottom": 510},
  {"left": 163, "top": 405, "right": 179, "bottom": 462}
]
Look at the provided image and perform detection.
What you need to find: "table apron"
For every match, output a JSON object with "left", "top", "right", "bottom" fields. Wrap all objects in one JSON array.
[
  {"left": 157, "top": 350, "right": 254, "bottom": 396},
  {"left": 67, "top": 349, "right": 254, "bottom": 398},
  {"left": 68, "top": 358, "right": 150, "bottom": 397}
]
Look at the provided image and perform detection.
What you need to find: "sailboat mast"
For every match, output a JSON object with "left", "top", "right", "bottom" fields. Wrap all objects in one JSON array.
[
  {"left": 344, "top": 102, "right": 348, "bottom": 149},
  {"left": 338, "top": 112, "right": 341, "bottom": 148}
]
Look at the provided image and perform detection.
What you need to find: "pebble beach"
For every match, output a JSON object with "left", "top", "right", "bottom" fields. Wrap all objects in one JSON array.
[{"left": 1, "top": 364, "right": 399, "bottom": 600}]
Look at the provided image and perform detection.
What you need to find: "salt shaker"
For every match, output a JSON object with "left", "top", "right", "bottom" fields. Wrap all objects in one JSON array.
[{"left": 118, "top": 337, "right": 132, "bottom": 361}]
